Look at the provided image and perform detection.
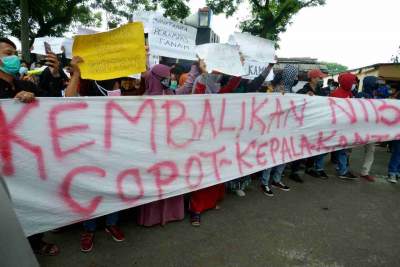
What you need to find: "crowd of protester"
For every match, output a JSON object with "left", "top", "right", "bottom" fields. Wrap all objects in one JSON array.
[{"left": 1, "top": 36, "right": 400, "bottom": 256}]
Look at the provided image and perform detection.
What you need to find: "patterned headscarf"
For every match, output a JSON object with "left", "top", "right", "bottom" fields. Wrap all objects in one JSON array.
[{"left": 281, "top": 64, "right": 298, "bottom": 93}]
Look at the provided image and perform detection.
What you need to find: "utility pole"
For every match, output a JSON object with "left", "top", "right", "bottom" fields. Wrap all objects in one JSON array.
[{"left": 20, "top": 0, "right": 31, "bottom": 62}]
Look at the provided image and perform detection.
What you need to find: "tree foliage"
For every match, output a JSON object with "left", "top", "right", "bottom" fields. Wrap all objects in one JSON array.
[
  {"left": 391, "top": 45, "right": 399, "bottom": 63},
  {"left": 206, "top": 0, "right": 326, "bottom": 41},
  {"left": 0, "top": 0, "right": 190, "bottom": 40},
  {"left": 322, "top": 62, "right": 348, "bottom": 75}
]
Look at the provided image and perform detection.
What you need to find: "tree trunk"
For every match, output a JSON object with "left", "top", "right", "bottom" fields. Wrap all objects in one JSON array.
[{"left": 20, "top": 0, "right": 30, "bottom": 62}]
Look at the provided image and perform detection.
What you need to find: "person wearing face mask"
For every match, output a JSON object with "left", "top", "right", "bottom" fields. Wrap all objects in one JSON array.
[
  {"left": 330, "top": 73, "right": 358, "bottom": 180},
  {"left": 136, "top": 63, "right": 185, "bottom": 227},
  {"left": 19, "top": 60, "right": 29, "bottom": 78},
  {"left": 260, "top": 64, "right": 298, "bottom": 197},
  {"left": 289, "top": 69, "right": 329, "bottom": 183},
  {"left": 0, "top": 38, "right": 63, "bottom": 256}
]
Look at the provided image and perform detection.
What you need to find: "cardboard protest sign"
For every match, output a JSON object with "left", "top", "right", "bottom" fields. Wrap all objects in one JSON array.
[
  {"left": 148, "top": 16, "right": 197, "bottom": 60},
  {"left": 62, "top": 38, "right": 74, "bottom": 59},
  {"left": 73, "top": 23, "right": 146, "bottom": 80},
  {"left": 229, "top": 32, "right": 276, "bottom": 63},
  {"left": 76, "top": 26, "right": 99, "bottom": 35},
  {"left": 131, "top": 10, "right": 161, "bottom": 33},
  {"left": 242, "top": 60, "right": 274, "bottom": 81},
  {"left": 31, "top": 37, "right": 64, "bottom": 55},
  {"left": 195, "top": 43, "right": 245, "bottom": 76},
  {"left": 2, "top": 95, "right": 400, "bottom": 236}
]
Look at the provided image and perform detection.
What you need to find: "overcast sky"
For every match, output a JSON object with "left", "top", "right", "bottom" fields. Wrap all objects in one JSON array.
[{"left": 189, "top": 0, "right": 400, "bottom": 69}]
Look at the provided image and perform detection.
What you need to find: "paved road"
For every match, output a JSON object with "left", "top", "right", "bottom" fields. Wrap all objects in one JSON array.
[{"left": 38, "top": 147, "right": 400, "bottom": 267}]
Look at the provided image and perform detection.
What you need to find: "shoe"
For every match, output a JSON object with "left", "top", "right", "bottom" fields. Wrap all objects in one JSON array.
[
  {"left": 318, "top": 170, "right": 329, "bottom": 179},
  {"left": 105, "top": 226, "right": 125, "bottom": 242},
  {"left": 235, "top": 189, "right": 246, "bottom": 197},
  {"left": 80, "top": 232, "right": 94, "bottom": 252},
  {"left": 190, "top": 213, "right": 201, "bottom": 227},
  {"left": 360, "top": 175, "right": 375, "bottom": 182},
  {"left": 338, "top": 172, "right": 358, "bottom": 180},
  {"left": 271, "top": 181, "right": 290, "bottom": 192},
  {"left": 388, "top": 175, "right": 398, "bottom": 184},
  {"left": 305, "top": 169, "right": 321, "bottom": 178},
  {"left": 289, "top": 173, "right": 304, "bottom": 183},
  {"left": 261, "top": 185, "right": 274, "bottom": 197}
]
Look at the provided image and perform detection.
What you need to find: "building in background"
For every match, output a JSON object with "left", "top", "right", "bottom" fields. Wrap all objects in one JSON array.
[{"left": 326, "top": 63, "right": 400, "bottom": 91}]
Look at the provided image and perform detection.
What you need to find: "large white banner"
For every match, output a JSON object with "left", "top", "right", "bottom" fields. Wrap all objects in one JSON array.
[{"left": 1, "top": 94, "right": 400, "bottom": 236}]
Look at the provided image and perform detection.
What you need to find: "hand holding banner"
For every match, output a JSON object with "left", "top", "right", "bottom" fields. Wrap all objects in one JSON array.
[{"left": 72, "top": 23, "right": 146, "bottom": 80}]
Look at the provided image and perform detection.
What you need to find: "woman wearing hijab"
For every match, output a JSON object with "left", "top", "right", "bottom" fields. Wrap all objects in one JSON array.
[
  {"left": 137, "top": 64, "right": 185, "bottom": 226},
  {"left": 260, "top": 65, "right": 298, "bottom": 197},
  {"left": 189, "top": 60, "right": 242, "bottom": 226}
]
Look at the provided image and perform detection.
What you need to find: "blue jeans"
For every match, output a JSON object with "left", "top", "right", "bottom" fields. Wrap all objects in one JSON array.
[
  {"left": 314, "top": 154, "right": 326, "bottom": 171},
  {"left": 336, "top": 149, "right": 348, "bottom": 175},
  {"left": 261, "top": 164, "right": 286, "bottom": 185},
  {"left": 388, "top": 140, "right": 400, "bottom": 177},
  {"left": 83, "top": 212, "right": 119, "bottom": 232}
]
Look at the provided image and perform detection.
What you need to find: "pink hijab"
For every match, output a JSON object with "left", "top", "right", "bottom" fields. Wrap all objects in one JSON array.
[{"left": 144, "top": 64, "right": 172, "bottom": 95}]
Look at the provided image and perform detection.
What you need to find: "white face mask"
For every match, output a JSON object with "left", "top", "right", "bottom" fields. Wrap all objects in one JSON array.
[{"left": 351, "top": 84, "right": 357, "bottom": 91}]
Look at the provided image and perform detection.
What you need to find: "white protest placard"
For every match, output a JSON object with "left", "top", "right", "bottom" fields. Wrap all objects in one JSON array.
[
  {"left": 3, "top": 95, "right": 400, "bottom": 236},
  {"left": 62, "top": 38, "right": 74, "bottom": 59},
  {"left": 131, "top": 10, "right": 161, "bottom": 33},
  {"left": 76, "top": 26, "right": 99, "bottom": 35},
  {"left": 31, "top": 37, "right": 64, "bottom": 55},
  {"left": 229, "top": 32, "right": 276, "bottom": 63},
  {"left": 242, "top": 60, "right": 274, "bottom": 80},
  {"left": 195, "top": 43, "right": 245, "bottom": 76},
  {"left": 148, "top": 16, "right": 197, "bottom": 60}
]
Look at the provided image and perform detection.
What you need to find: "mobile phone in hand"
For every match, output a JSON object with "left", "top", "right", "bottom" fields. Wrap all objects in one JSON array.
[{"left": 44, "top": 42, "right": 52, "bottom": 54}]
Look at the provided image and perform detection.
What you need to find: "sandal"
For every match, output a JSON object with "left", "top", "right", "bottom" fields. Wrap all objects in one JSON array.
[
  {"left": 190, "top": 213, "right": 201, "bottom": 227},
  {"left": 34, "top": 241, "right": 60, "bottom": 256}
]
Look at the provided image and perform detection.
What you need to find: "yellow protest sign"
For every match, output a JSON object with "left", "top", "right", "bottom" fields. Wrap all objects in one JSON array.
[{"left": 73, "top": 23, "right": 146, "bottom": 80}]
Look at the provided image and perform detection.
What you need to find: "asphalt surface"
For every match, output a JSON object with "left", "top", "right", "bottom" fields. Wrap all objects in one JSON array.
[{"left": 37, "top": 146, "right": 400, "bottom": 267}]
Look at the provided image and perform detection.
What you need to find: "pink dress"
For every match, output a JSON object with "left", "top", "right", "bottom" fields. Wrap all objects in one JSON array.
[{"left": 137, "top": 196, "right": 185, "bottom": 226}]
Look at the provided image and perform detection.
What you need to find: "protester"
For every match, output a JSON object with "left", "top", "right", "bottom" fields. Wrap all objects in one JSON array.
[
  {"left": 388, "top": 86, "right": 400, "bottom": 183},
  {"left": 330, "top": 73, "right": 358, "bottom": 180},
  {"left": 169, "top": 64, "right": 185, "bottom": 91},
  {"left": 388, "top": 140, "right": 400, "bottom": 184},
  {"left": 188, "top": 59, "right": 241, "bottom": 226},
  {"left": 38, "top": 56, "right": 68, "bottom": 97},
  {"left": 289, "top": 69, "right": 329, "bottom": 183},
  {"left": 66, "top": 56, "right": 125, "bottom": 252},
  {"left": 137, "top": 64, "right": 185, "bottom": 227},
  {"left": 227, "top": 63, "right": 275, "bottom": 197},
  {"left": 323, "top": 78, "right": 336, "bottom": 95},
  {"left": 0, "top": 37, "right": 61, "bottom": 256},
  {"left": 120, "top": 76, "right": 145, "bottom": 96},
  {"left": 260, "top": 64, "right": 297, "bottom": 196},
  {"left": 356, "top": 76, "right": 380, "bottom": 182},
  {"left": 19, "top": 60, "right": 29, "bottom": 78}
]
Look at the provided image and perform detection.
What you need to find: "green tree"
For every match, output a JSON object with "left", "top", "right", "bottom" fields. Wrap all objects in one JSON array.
[
  {"left": 206, "top": 0, "right": 325, "bottom": 41},
  {"left": 0, "top": 0, "right": 190, "bottom": 60},
  {"left": 322, "top": 62, "right": 348, "bottom": 75},
  {"left": 391, "top": 45, "right": 399, "bottom": 63}
]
